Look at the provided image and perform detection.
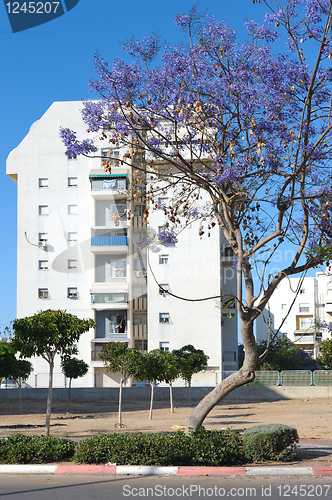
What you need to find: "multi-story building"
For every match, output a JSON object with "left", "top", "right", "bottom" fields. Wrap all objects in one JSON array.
[
  {"left": 6, "top": 101, "right": 238, "bottom": 388},
  {"left": 256, "top": 271, "right": 332, "bottom": 358}
]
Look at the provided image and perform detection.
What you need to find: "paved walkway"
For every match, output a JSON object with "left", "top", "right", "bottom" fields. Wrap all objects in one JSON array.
[{"left": 0, "top": 439, "right": 331, "bottom": 476}]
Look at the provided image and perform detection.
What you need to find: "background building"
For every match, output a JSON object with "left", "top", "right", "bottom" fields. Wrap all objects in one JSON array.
[
  {"left": 256, "top": 271, "right": 332, "bottom": 358},
  {"left": 7, "top": 101, "right": 238, "bottom": 388}
]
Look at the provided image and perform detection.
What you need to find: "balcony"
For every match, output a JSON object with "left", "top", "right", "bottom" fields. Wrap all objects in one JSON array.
[
  {"left": 295, "top": 335, "right": 315, "bottom": 343},
  {"left": 91, "top": 337, "right": 129, "bottom": 361},
  {"left": 91, "top": 232, "right": 128, "bottom": 253},
  {"left": 294, "top": 330, "right": 315, "bottom": 343},
  {"left": 90, "top": 175, "right": 127, "bottom": 196},
  {"left": 91, "top": 235, "right": 128, "bottom": 246},
  {"left": 91, "top": 292, "right": 129, "bottom": 310}
]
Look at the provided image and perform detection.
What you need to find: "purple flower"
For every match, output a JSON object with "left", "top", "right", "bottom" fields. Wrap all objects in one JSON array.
[
  {"left": 59, "top": 128, "right": 97, "bottom": 157},
  {"left": 158, "top": 228, "right": 178, "bottom": 245}
]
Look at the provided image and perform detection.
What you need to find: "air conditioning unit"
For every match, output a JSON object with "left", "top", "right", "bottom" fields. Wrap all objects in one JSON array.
[{"left": 135, "top": 271, "right": 147, "bottom": 278}]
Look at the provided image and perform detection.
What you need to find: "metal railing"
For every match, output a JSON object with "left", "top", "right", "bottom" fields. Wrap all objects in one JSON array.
[
  {"left": 9, "top": 369, "right": 332, "bottom": 389},
  {"left": 91, "top": 235, "right": 128, "bottom": 246}
]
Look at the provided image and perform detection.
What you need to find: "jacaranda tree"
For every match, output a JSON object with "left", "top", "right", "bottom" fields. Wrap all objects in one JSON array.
[{"left": 61, "top": 1, "right": 332, "bottom": 433}]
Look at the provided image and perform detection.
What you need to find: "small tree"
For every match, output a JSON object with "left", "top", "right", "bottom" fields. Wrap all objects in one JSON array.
[
  {"left": 0, "top": 341, "right": 32, "bottom": 412},
  {"left": 99, "top": 342, "right": 142, "bottom": 427},
  {"left": 173, "top": 345, "right": 209, "bottom": 405},
  {"left": 319, "top": 339, "right": 332, "bottom": 370},
  {"left": 157, "top": 350, "right": 180, "bottom": 413},
  {"left": 0, "top": 341, "right": 16, "bottom": 380},
  {"left": 61, "top": 357, "right": 89, "bottom": 408},
  {"left": 11, "top": 359, "right": 32, "bottom": 413},
  {"left": 134, "top": 349, "right": 163, "bottom": 420},
  {"left": 12, "top": 310, "right": 94, "bottom": 436}
]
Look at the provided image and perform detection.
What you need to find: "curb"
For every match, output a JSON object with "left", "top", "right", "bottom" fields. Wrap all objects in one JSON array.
[{"left": 0, "top": 464, "right": 332, "bottom": 476}]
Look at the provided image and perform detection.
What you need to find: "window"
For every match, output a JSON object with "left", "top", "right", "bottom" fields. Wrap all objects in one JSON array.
[
  {"left": 39, "top": 233, "right": 48, "bottom": 243},
  {"left": 159, "top": 313, "right": 170, "bottom": 323},
  {"left": 68, "top": 232, "right": 77, "bottom": 242},
  {"left": 101, "top": 148, "right": 120, "bottom": 168},
  {"left": 38, "top": 205, "right": 48, "bottom": 215},
  {"left": 68, "top": 204, "right": 78, "bottom": 214},
  {"left": 159, "top": 254, "right": 169, "bottom": 265},
  {"left": 159, "top": 284, "right": 170, "bottom": 295},
  {"left": 68, "top": 177, "right": 78, "bottom": 187},
  {"left": 67, "top": 287, "right": 78, "bottom": 299},
  {"left": 299, "top": 317, "right": 314, "bottom": 329},
  {"left": 109, "top": 258, "right": 127, "bottom": 279},
  {"left": 159, "top": 342, "right": 170, "bottom": 351},
  {"left": 108, "top": 201, "right": 127, "bottom": 226},
  {"left": 135, "top": 339, "right": 148, "bottom": 351},
  {"left": 38, "top": 260, "right": 48, "bottom": 270},
  {"left": 38, "top": 288, "right": 49, "bottom": 299},
  {"left": 299, "top": 303, "right": 310, "bottom": 313},
  {"left": 39, "top": 178, "right": 48, "bottom": 188},
  {"left": 68, "top": 260, "right": 78, "bottom": 270},
  {"left": 281, "top": 304, "right": 288, "bottom": 310},
  {"left": 67, "top": 153, "right": 77, "bottom": 160}
]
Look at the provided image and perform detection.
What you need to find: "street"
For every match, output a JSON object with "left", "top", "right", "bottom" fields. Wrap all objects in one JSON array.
[{"left": 0, "top": 475, "right": 332, "bottom": 500}]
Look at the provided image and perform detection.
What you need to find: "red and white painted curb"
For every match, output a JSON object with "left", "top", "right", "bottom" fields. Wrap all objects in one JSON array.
[{"left": 0, "top": 464, "right": 332, "bottom": 476}]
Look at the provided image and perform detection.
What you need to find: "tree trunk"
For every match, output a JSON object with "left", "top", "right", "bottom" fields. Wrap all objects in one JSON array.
[
  {"left": 188, "top": 380, "right": 192, "bottom": 406},
  {"left": 67, "top": 379, "right": 72, "bottom": 412},
  {"left": 170, "top": 382, "right": 174, "bottom": 413},
  {"left": 185, "top": 318, "right": 257, "bottom": 435},
  {"left": 149, "top": 382, "right": 155, "bottom": 420},
  {"left": 45, "top": 361, "right": 54, "bottom": 436},
  {"left": 118, "top": 376, "right": 123, "bottom": 426},
  {"left": 18, "top": 378, "right": 22, "bottom": 414}
]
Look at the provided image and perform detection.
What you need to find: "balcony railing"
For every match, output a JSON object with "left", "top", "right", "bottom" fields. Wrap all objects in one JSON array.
[
  {"left": 294, "top": 335, "right": 315, "bottom": 343},
  {"left": 91, "top": 235, "right": 128, "bottom": 246},
  {"left": 91, "top": 292, "right": 128, "bottom": 304},
  {"left": 90, "top": 176, "right": 127, "bottom": 191}
]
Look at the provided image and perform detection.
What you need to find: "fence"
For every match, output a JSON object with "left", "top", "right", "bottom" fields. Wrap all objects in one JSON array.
[
  {"left": 248, "top": 370, "right": 332, "bottom": 386},
  {"left": 16, "top": 370, "right": 332, "bottom": 389}
]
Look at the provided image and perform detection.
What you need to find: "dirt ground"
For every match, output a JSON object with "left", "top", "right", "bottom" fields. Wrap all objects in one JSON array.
[
  {"left": 1, "top": 397, "right": 332, "bottom": 467},
  {"left": 0, "top": 396, "right": 331, "bottom": 440}
]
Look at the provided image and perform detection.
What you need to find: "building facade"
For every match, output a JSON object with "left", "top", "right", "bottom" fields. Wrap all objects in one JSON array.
[
  {"left": 256, "top": 271, "right": 332, "bottom": 358},
  {"left": 7, "top": 101, "right": 238, "bottom": 388}
]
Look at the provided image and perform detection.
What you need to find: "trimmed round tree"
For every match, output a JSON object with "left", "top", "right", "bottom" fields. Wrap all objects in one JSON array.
[{"left": 12, "top": 310, "right": 95, "bottom": 436}]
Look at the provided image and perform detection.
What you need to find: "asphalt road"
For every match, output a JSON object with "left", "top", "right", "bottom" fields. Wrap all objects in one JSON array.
[{"left": 0, "top": 475, "right": 332, "bottom": 500}]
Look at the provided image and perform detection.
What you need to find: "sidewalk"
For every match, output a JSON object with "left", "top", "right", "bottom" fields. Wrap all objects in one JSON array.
[{"left": 0, "top": 439, "right": 331, "bottom": 476}]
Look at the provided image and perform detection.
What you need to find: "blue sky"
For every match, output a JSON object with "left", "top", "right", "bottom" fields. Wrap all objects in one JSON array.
[{"left": 0, "top": 0, "right": 280, "bottom": 331}]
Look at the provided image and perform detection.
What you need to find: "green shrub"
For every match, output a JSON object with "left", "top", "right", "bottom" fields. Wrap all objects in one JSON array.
[
  {"left": 0, "top": 434, "right": 76, "bottom": 464},
  {"left": 74, "top": 427, "right": 243, "bottom": 466},
  {"left": 242, "top": 424, "right": 299, "bottom": 463}
]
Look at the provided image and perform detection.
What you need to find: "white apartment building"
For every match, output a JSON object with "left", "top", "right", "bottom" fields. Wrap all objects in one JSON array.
[
  {"left": 6, "top": 101, "right": 238, "bottom": 388},
  {"left": 256, "top": 271, "right": 332, "bottom": 358}
]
